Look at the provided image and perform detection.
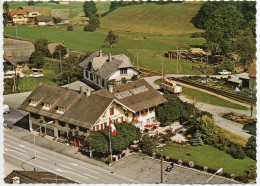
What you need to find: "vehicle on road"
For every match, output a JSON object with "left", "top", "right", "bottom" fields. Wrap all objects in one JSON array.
[
  {"left": 29, "top": 72, "right": 44, "bottom": 78},
  {"left": 218, "top": 70, "right": 231, "bottom": 75},
  {"left": 3, "top": 104, "right": 10, "bottom": 114}
]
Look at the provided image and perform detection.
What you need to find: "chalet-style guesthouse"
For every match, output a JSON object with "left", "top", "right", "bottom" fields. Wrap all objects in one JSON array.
[
  {"left": 19, "top": 79, "right": 167, "bottom": 147},
  {"left": 79, "top": 50, "right": 140, "bottom": 88}
]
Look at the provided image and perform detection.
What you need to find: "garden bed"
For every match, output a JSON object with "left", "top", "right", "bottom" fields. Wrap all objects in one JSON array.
[{"left": 222, "top": 112, "right": 256, "bottom": 125}]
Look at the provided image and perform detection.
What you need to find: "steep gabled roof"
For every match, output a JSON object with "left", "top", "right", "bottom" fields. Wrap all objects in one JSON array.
[
  {"left": 4, "top": 171, "right": 75, "bottom": 183},
  {"left": 9, "top": 9, "right": 28, "bottom": 18},
  {"left": 93, "top": 79, "right": 167, "bottom": 112},
  {"left": 36, "top": 16, "right": 54, "bottom": 22}
]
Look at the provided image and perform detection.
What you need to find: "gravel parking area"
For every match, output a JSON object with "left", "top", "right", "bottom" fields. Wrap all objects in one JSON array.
[{"left": 112, "top": 154, "right": 238, "bottom": 184}]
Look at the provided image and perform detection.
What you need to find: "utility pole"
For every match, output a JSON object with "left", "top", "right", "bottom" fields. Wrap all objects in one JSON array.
[
  {"left": 59, "top": 51, "right": 62, "bottom": 73},
  {"left": 136, "top": 49, "right": 139, "bottom": 70},
  {"left": 16, "top": 24, "right": 18, "bottom": 40},
  {"left": 161, "top": 153, "right": 163, "bottom": 183},
  {"left": 206, "top": 52, "right": 208, "bottom": 85},
  {"left": 176, "top": 44, "right": 179, "bottom": 74},
  {"left": 62, "top": 30, "right": 64, "bottom": 44}
]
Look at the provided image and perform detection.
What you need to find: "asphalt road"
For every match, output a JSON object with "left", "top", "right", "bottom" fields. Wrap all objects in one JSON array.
[{"left": 3, "top": 133, "right": 137, "bottom": 184}]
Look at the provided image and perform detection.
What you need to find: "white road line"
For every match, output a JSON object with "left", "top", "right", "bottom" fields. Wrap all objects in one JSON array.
[
  {"left": 83, "top": 173, "right": 98, "bottom": 179},
  {"left": 56, "top": 163, "right": 72, "bottom": 170},
  {"left": 18, "top": 144, "right": 41, "bottom": 153},
  {"left": 4, "top": 152, "right": 81, "bottom": 184},
  {"left": 4, "top": 148, "right": 31, "bottom": 158},
  {"left": 55, "top": 169, "right": 90, "bottom": 180},
  {"left": 5, "top": 144, "right": 27, "bottom": 152},
  {"left": 71, "top": 163, "right": 100, "bottom": 174}
]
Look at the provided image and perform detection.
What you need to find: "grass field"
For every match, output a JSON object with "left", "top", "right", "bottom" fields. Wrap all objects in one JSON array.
[
  {"left": 4, "top": 25, "right": 206, "bottom": 75},
  {"left": 101, "top": 2, "right": 204, "bottom": 35},
  {"left": 18, "top": 60, "right": 60, "bottom": 92},
  {"left": 155, "top": 145, "right": 255, "bottom": 176},
  {"left": 181, "top": 87, "right": 248, "bottom": 110}
]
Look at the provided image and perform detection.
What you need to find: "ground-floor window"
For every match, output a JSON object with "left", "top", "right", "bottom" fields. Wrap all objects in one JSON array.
[
  {"left": 151, "top": 117, "right": 155, "bottom": 123},
  {"left": 79, "top": 126, "right": 88, "bottom": 133},
  {"left": 46, "top": 127, "right": 54, "bottom": 137},
  {"left": 58, "top": 130, "right": 67, "bottom": 138},
  {"left": 32, "top": 123, "right": 40, "bottom": 131}
]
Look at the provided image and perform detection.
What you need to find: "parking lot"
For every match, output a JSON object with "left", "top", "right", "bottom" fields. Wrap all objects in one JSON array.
[{"left": 112, "top": 154, "right": 238, "bottom": 184}]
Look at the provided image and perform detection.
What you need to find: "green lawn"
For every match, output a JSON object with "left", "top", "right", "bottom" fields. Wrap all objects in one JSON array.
[
  {"left": 155, "top": 145, "right": 255, "bottom": 176},
  {"left": 243, "top": 124, "right": 256, "bottom": 136},
  {"left": 18, "top": 60, "right": 60, "bottom": 92},
  {"left": 181, "top": 87, "right": 248, "bottom": 110}
]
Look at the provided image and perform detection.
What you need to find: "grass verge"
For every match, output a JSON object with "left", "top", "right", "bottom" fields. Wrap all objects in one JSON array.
[{"left": 181, "top": 87, "right": 248, "bottom": 110}]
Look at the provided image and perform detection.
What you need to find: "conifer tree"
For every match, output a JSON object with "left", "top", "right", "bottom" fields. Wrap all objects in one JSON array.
[{"left": 192, "top": 130, "right": 204, "bottom": 146}]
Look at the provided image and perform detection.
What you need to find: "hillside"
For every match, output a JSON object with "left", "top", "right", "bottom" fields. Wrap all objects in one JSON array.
[{"left": 101, "top": 2, "right": 204, "bottom": 35}]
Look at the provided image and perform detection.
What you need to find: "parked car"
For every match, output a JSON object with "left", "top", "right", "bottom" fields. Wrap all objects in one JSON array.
[
  {"left": 3, "top": 104, "right": 10, "bottom": 114},
  {"left": 218, "top": 70, "right": 231, "bottom": 75},
  {"left": 29, "top": 72, "right": 44, "bottom": 78}
]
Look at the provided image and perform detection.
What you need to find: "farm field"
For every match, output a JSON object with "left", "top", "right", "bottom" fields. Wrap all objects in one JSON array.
[
  {"left": 181, "top": 87, "right": 248, "bottom": 110},
  {"left": 155, "top": 145, "right": 255, "bottom": 176},
  {"left": 4, "top": 25, "right": 206, "bottom": 75}
]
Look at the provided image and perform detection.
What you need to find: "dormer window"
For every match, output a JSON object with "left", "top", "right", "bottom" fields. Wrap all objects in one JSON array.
[
  {"left": 57, "top": 106, "right": 65, "bottom": 114},
  {"left": 120, "top": 68, "right": 128, "bottom": 75},
  {"left": 42, "top": 103, "right": 51, "bottom": 110},
  {"left": 30, "top": 99, "right": 39, "bottom": 106}
]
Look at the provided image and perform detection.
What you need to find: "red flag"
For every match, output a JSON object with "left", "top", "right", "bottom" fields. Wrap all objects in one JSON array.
[{"left": 109, "top": 118, "right": 117, "bottom": 136}]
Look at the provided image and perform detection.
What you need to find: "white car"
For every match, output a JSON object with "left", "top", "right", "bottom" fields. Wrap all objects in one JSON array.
[
  {"left": 29, "top": 72, "right": 44, "bottom": 78},
  {"left": 218, "top": 70, "right": 231, "bottom": 75},
  {"left": 3, "top": 104, "right": 10, "bottom": 114}
]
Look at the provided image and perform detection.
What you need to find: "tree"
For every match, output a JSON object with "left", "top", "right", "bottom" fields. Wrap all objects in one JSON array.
[
  {"left": 246, "top": 165, "right": 256, "bottom": 183},
  {"left": 3, "top": 2, "right": 11, "bottom": 26},
  {"left": 87, "top": 131, "right": 109, "bottom": 154},
  {"left": 104, "top": 31, "right": 119, "bottom": 48},
  {"left": 60, "top": 54, "right": 82, "bottom": 84},
  {"left": 34, "top": 38, "right": 50, "bottom": 57},
  {"left": 53, "top": 44, "right": 67, "bottom": 59},
  {"left": 228, "top": 144, "right": 245, "bottom": 159},
  {"left": 29, "top": 51, "right": 45, "bottom": 69},
  {"left": 27, "top": 1, "right": 35, "bottom": 6},
  {"left": 192, "top": 130, "right": 204, "bottom": 146},
  {"left": 89, "top": 15, "right": 100, "bottom": 27},
  {"left": 83, "top": 1, "right": 97, "bottom": 17},
  {"left": 84, "top": 24, "right": 96, "bottom": 32},
  {"left": 204, "top": 6, "right": 244, "bottom": 57},
  {"left": 139, "top": 134, "right": 154, "bottom": 151},
  {"left": 220, "top": 59, "right": 235, "bottom": 72}
]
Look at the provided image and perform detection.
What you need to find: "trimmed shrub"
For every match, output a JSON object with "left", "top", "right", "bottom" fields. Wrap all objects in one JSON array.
[
  {"left": 222, "top": 172, "right": 232, "bottom": 179},
  {"left": 67, "top": 25, "right": 73, "bottom": 31},
  {"left": 169, "top": 157, "right": 178, "bottom": 164},
  {"left": 156, "top": 153, "right": 162, "bottom": 159},
  {"left": 228, "top": 144, "right": 246, "bottom": 159},
  {"left": 194, "top": 164, "right": 204, "bottom": 171},
  {"left": 234, "top": 175, "right": 248, "bottom": 183},
  {"left": 207, "top": 168, "right": 217, "bottom": 174},
  {"left": 182, "top": 161, "right": 189, "bottom": 167}
]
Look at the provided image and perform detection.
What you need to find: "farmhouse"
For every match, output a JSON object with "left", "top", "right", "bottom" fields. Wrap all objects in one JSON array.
[
  {"left": 19, "top": 6, "right": 41, "bottom": 19},
  {"left": 18, "top": 79, "right": 167, "bottom": 147},
  {"left": 9, "top": 9, "right": 29, "bottom": 25},
  {"left": 35, "top": 16, "right": 54, "bottom": 26},
  {"left": 79, "top": 50, "right": 140, "bottom": 88},
  {"left": 3, "top": 38, "right": 35, "bottom": 72},
  {"left": 52, "top": 11, "right": 69, "bottom": 24}
]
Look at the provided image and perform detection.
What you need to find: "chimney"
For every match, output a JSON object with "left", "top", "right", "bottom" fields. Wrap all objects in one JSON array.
[
  {"left": 86, "top": 89, "right": 91, "bottom": 96},
  {"left": 79, "top": 85, "right": 83, "bottom": 94},
  {"left": 108, "top": 85, "right": 113, "bottom": 93},
  {"left": 12, "top": 177, "right": 20, "bottom": 184},
  {"left": 108, "top": 53, "right": 112, "bottom": 62},
  {"left": 99, "top": 50, "right": 102, "bottom": 57}
]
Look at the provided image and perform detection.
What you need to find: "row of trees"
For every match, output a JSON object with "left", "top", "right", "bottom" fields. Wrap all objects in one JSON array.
[
  {"left": 192, "top": 1, "right": 256, "bottom": 69},
  {"left": 86, "top": 122, "right": 141, "bottom": 157},
  {"left": 83, "top": 1, "right": 100, "bottom": 32}
]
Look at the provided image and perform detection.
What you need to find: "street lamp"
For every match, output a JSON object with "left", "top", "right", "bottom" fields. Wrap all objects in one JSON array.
[
  {"left": 206, "top": 168, "right": 223, "bottom": 184},
  {"left": 33, "top": 120, "right": 54, "bottom": 171}
]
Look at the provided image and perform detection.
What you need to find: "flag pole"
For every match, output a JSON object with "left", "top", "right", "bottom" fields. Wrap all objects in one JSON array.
[{"left": 108, "top": 119, "right": 113, "bottom": 164}]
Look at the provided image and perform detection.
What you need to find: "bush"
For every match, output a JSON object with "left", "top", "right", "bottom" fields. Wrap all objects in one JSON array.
[
  {"left": 190, "top": 32, "right": 204, "bottom": 38},
  {"left": 222, "top": 172, "right": 232, "bottom": 179},
  {"left": 67, "top": 25, "right": 73, "bottom": 31},
  {"left": 228, "top": 144, "right": 245, "bottom": 159},
  {"left": 234, "top": 175, "right": 248, "bottom": 183},
  {"left": 194, "top": 164, "right": 204, "bottom": 171},
  {"left": 207, "top": 168, "right": 217, "bottom": 174},
  {"left": 169, "top": 157, "right": 178, "bottom": 164},
  {"left": 84, "top": 24, "right": 96, "bottom": 32},
  {"left": 182, "top": 161, "right": 189, "bottom": 167}
]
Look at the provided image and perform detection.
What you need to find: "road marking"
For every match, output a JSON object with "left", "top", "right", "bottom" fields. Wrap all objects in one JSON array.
[
  {"left": 5, "top": 144, "right": 26, "bottom": 152},
  {"left": 71, "top": 163, "right": 100, "bottom": 174},
  {"left": 4, "top": 148, "right": 31, "bottom": 158},
  {"left": 55, "top": 169, "right": 90, "bottom": 180},
  {"left": 4, "top": 152, "right": 81, "bottom": 184},
  {"left": 83, "top": 173, "right": 98, "bottom": 179},
  {"left": 56, "top": 163, "right": 72, "bottom": 170},
  {"left": 18, "top": 144, "right": 41, "bottom": 153}
]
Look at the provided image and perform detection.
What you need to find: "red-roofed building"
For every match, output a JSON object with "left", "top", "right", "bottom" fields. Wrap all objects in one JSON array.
[{"left": 9, "top": 9, "right": 29, "bottom": 25}]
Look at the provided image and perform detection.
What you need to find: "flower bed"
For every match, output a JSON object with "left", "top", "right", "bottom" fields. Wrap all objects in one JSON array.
[{"left": 222, "top": 112, "right": 256, "bottom": 125}]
